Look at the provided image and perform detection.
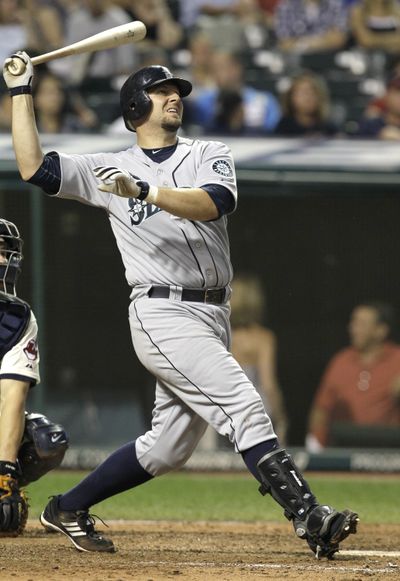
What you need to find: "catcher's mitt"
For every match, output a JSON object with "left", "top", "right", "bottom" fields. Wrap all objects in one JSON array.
[{"left": 0, "top": 474, "right": 28, "bottom": 536}]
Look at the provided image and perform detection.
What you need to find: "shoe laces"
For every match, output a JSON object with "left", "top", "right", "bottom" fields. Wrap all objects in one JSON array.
[{"left": 76, "top": 511, "right": 109, "bottom": 538}]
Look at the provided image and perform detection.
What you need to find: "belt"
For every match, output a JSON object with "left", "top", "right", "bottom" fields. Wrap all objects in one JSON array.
[{"left": 148, "top": 285, "right": 227, "bottom": 305}]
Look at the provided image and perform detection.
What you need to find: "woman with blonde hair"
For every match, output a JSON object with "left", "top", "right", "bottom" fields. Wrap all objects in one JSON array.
[
  {"left": 230, "top": 274, "right": 288, "bottom": 443},
  {"left": 275, "top": 70, "right": 338, "bottom": 137}
]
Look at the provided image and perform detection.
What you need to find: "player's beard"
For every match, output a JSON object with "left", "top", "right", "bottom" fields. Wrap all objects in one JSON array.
[{"left": 161, "top": 117, "right": 182, "bottom": 133}]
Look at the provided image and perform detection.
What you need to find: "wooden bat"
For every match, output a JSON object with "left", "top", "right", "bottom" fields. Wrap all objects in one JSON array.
[{"left": 6, "top": 21, "right": 147, "bottom": 76}]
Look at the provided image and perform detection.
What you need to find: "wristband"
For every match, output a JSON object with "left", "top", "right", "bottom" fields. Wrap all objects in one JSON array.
[
  {"left": 0, "top": 460, "right": 18, "bottom": 477},
  {"left": 137, "top": 181, "right": 159, "bottom": 205},
  {"left": 9, "top": 85, "right": 32, "bottom": 97}
]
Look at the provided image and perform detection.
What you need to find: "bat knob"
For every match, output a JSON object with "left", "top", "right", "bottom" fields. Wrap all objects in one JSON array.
[{"left": 6, "top": 57, "right": 27, "bottom": 76}]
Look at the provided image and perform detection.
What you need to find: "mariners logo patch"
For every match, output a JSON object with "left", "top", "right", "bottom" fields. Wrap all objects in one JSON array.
[
  {"left": 212, "top": 159, "right": 233, "bottom": 177},
  {"left": 128, "top": 197, "right": 161, "bottom": 226}
]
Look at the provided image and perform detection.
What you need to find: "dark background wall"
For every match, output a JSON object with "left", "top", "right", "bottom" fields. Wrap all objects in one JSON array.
[{"left": 2, "top": 183, "right": 400, "bottom": 445}]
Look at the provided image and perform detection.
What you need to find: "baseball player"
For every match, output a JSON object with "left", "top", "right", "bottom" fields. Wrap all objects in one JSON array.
[
  {"left": 0, "top": 218, "right": 68, "bottom": 536},
  {"left": 3, "top": 51, "right": 358, "bottom": 557}
]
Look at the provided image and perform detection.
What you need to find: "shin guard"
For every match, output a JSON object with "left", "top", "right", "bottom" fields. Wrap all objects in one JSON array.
[{"left": 257, "top": 448, "right": 318, "bottom": 526}]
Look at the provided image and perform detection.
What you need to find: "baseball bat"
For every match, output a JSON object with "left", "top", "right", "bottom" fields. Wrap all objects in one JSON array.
[{"left": 6, "top": 21, "right": 147, "bottom": 76}]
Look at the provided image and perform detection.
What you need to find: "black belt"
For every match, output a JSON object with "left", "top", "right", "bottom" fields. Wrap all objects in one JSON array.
[{"left": 148, "top": 286, "right": 227, "bottom": 305}]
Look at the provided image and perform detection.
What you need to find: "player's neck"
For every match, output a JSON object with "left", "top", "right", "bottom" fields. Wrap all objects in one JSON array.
[{"left": 136, "top": 128, "right": 178, "bottom": 149}]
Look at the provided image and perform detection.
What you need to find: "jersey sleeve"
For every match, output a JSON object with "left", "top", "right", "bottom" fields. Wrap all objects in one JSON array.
[
  {"left": 0, "top": 311, "right": 40, "bottom": 387},
  {"left": 195, "top": 141, "right": 237, "bottom": 210},
  {"left": 56, "top": 152, "right": 114, "bottom": 209}
]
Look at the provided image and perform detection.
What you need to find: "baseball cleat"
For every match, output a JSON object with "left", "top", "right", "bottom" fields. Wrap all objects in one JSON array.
[
  {"left": 296, "top": 506, "right": 359, "bottom": 559},
  {"left": 40, "top": 495, "right": 115, "bottom": 553}
]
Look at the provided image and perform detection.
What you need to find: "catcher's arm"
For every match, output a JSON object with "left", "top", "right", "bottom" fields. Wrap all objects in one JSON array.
[
  {"left": 0, "top": 379, "right": 29, "bottom": 535},
  {"left": 0, "top": 378, "right": 29, "bottom": 462}
]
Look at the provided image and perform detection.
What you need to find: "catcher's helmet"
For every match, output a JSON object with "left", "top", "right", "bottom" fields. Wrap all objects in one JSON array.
[
  {"left": 120, "top": 65, "right": 192, "bottom": 132},
  {"left": 0, "top": 219, "right": 23, "bottom": 295}
]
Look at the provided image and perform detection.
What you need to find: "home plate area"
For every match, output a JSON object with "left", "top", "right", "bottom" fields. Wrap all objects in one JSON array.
[{"left": 1, "top": 520, "right": 399, "bottom": 580}]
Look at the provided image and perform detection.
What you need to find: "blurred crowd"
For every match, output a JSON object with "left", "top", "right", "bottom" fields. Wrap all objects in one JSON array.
[{"left": 2, "top": 0, "right": 400, "bottom": 138}]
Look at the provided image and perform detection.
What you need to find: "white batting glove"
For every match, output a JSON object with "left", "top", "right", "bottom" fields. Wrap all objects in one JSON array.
[
  {"left": 93, "top": 166, "right": 159, "bottom": 204},
  {"left": 3, "top": 51, "right": 33, "bottom": 95}
]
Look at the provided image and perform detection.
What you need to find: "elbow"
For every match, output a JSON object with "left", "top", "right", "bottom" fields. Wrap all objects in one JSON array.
[
  {"left": 20, "top": 169, "right": 35, "bottom": 182},
  {"left": 19, "top": 158, "right": 44, "bottom": 182}
]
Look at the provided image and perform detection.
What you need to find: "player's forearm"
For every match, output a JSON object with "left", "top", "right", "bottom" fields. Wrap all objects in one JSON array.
[
  {"left": 11, "top": 95, "right": 44, "bottom": 181},
  {"left": 0, "top": 381, "right": 29, "bottom": 461},
  {"left": 155, "top": 187, "right": 219, "bottom": 221}
]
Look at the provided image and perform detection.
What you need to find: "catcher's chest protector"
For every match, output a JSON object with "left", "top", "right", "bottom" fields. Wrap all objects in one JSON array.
[{"left": 0, "top": 292, "right": 31, "bottom": 360}]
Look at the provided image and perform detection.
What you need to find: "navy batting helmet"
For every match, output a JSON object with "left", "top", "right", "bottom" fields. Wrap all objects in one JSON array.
[
  {"left": 120, "top": 65, "right": 192, "bottom": 132},
  {"left": 0, "top": 219, "right": 23, "bottom": 295}
]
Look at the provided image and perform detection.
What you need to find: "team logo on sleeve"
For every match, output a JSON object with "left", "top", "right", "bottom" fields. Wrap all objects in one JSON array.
[
  {"left": 23, "top": 338, "right": 38, "bottom": 361},
  {"left": 212, "top": 159, "right": 233, "bottom": 177}
]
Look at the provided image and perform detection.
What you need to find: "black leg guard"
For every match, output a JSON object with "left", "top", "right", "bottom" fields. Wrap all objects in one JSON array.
[
  {"left": 257, "top": 448, "right": 318, "bottom": 525},
  {"left": 257, "top": 448, "right": 359, "bottom": 559}
]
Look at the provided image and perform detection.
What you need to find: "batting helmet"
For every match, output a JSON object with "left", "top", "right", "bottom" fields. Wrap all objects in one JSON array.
[
  {"left": 120, "top": 65, "right": 192, "bottom": 132},
  {"left": 0, "top": 219, "right": 23, "bottom": 295}
]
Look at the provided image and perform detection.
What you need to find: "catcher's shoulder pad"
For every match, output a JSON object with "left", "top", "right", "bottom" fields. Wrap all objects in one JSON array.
[
  {"left": 18, "top": 413, "right": 69, "bottom": 487},
  {"left": 0, "top": 291, "right": 31, "bottom": 359}
]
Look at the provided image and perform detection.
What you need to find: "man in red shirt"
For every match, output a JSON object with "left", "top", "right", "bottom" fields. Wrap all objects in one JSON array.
[{"left": 307, "top": 302, "right": 400, "bottom": 450}]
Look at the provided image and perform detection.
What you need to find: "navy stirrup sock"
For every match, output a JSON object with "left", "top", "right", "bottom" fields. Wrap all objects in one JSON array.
[
  {"left": 241, "top": 438, "right": 280, "bottom": 481},
  {"left": 59, "top": 441, "right": 153, "bottom": 511}
]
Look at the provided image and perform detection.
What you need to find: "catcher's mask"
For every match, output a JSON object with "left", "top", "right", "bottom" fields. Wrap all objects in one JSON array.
[
  {"left": 0, "top": 219, "right": 23, "bottom": 296},
  {"left": 120, "top": 65, "right": 192, "bottom": 132}
]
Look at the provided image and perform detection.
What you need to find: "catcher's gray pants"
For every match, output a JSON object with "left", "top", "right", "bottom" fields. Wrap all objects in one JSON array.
[{"left": 129, "top": 295, "right": 276, "bottom": 476}]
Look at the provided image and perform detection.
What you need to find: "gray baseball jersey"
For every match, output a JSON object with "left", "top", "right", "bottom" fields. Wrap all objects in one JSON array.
[
  {"left": 57, "top": 137, "right": 236, "bottom": 289},
  {"left": 53, "top": 136, "right": 276, "bottom": 474}
]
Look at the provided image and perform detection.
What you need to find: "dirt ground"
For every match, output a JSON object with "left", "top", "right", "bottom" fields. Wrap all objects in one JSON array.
[{"left": 1, "top": 520, "right": 400, "bottom": 581}]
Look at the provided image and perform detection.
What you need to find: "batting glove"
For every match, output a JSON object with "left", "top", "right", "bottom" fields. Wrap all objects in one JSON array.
[
  {"left": 3, "top": 51, "right": 33, "bottom": 96},
  {"left": 93, "top": 166, "right": 159, "bottom": 204}
]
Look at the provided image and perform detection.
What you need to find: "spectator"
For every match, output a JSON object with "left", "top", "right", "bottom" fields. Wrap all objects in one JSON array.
[
  {"left": 55, "top": 0, "right": 135, "bottom": 89},
  {"left": 306, "top": 301, "right": 400, "bottom": 451},
  {"left": 178, "top": 0, "right": 251, "bottom": 52},
  {"left": 350, "top": 0, "right": 400, "bottom": 54},
  {"left": 22, "top": 0, "right": 64, "bottom": 54},
  {"left": 230, "top": 274, "right": 288, "bottom": 443},
  {"left": 275, "top": 70, "right": 339, "bottom": 137},
  {"left": 257, "top": 0, "right": 281, "bottom": 22},
  {"left": 179, "top": 0, "right": 244, "bottom": 31},
  {"left": 186, "top": 31, "right": 216, "bottom": 90},
  {"left": 357, "top": 74, "right": 400, "bottom": 139},
  {"left": 211, "top": 89, "right": 246, "bottom": 135},
  {"left": 0, "top": 1, "right": 63, "bottom": 69},
  {"left": 256, "top": 0, "right": 281, "bottom": 40},
  {"left": 189, "top": 50, "right": 281, "bottom": 134},
  {"left": 32, "top": 71, "right": 97, "bottom": 133},
  {"left": 0, "top": 91, "right": 11, "bottom": 132},
  {"left": 0, "top": 0, "right": 27, "bottom": 67},
  {"left": 115, "top": 0, "right": 183, "bottom": 53},
  {"left": 275, "top": 0, "right": 348, "bottom": 54},
  {"left": 362, "top": 62, "right": 400, "bottom": 118}
]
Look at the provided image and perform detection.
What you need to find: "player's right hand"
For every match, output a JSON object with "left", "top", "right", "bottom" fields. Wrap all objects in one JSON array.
[{"left": 3, "top": 51, "right": 33, "bottom": 89}]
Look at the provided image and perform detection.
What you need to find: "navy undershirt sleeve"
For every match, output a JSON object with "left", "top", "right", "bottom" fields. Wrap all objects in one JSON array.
[
  {"left": 201, "top": 183, "right": 235, "bottom": 219},
  {"left": 27, "top": 151, "right": 62, "bottom": 195}
]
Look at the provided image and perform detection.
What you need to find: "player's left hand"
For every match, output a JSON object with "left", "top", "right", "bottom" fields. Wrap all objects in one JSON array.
[
  {"left": 3, "top": 51, "right": 33, "bottom": 90},
  {"left": 93, "top": 166, "right": 141, "bottom": 198}
]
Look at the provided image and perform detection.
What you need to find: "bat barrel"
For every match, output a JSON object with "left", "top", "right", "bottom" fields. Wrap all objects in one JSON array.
[{"left": 7, "top": 21, "right": 146, "bottom": 73}]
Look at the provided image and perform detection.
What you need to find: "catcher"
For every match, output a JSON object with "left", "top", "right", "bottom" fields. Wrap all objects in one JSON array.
[{"left": 0, "top": 218, "right": 68, "bottom": 535}]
